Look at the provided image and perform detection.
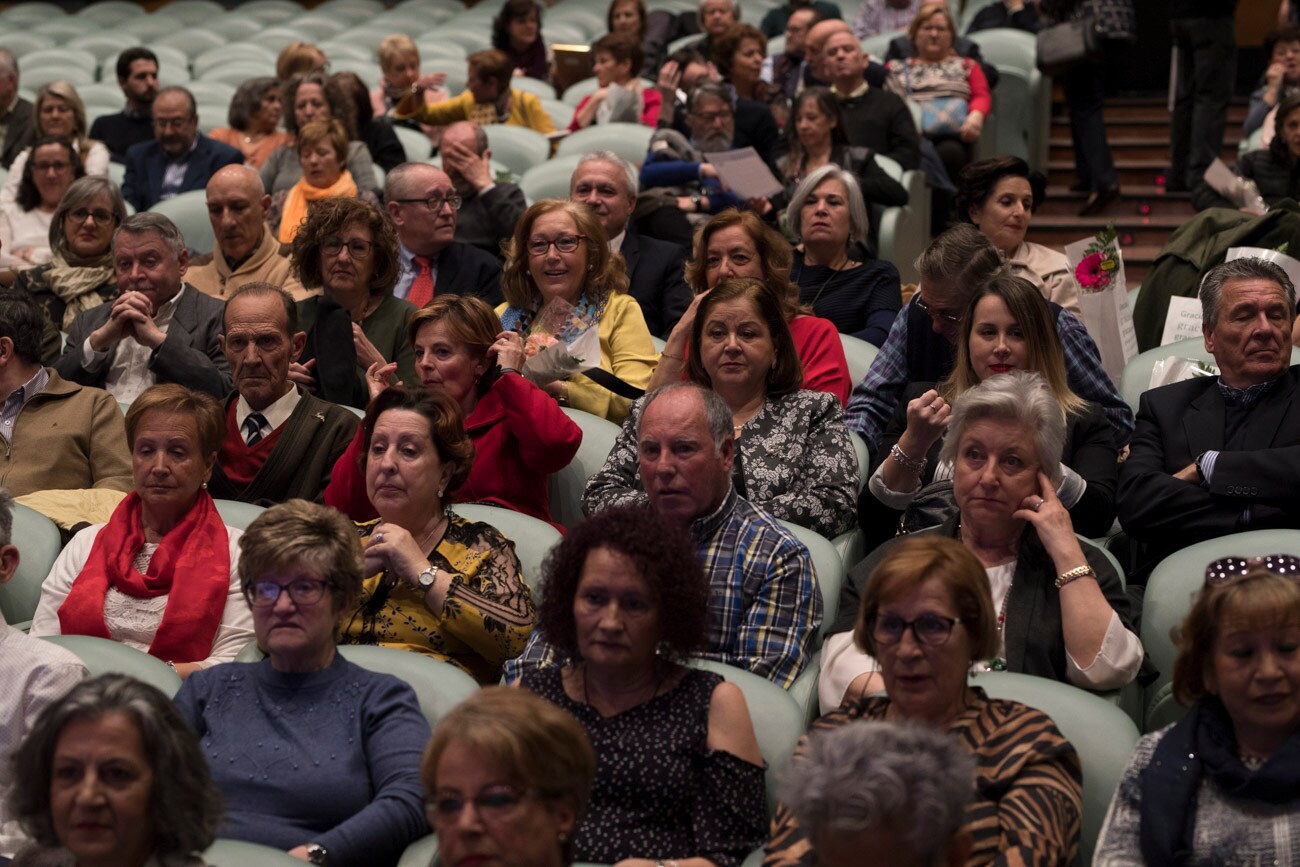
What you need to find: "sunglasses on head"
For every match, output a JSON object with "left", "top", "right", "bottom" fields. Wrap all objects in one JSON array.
[{"left": 1203, "top": 554, "right": 1300, "bottom": 586}]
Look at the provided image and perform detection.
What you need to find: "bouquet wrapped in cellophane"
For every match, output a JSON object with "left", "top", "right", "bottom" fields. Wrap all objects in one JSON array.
[{"left": 521, "top": 297, "right": 602, "bottom": 387}]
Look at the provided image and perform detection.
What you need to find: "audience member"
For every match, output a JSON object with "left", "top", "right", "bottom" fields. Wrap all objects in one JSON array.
[
  {"left": 187, "top": 165, "right": 309, "bottom": 301},
  {"left": 966, "top": 0, "right": 1044, "bottom": 32},
  {"left": 766, "top": 535, "right": 1082, "bottom": 867},
  {"left": 0, "top": 292, "right": 131, "bottom": 498},
  {"left": 210, "top": 284, "right": 358, "bottom": 506},
  {"left": 607, "top": 0, "right": 664, "bottom": 74},
  {"left": 852, "top": 0, "right": 922, "bottom": 38},
  {"left": 498, "top": 199, "right": 658, "bottom": 424},
  {"left": 822, "top": 30, "right": 921, "bottom": 170},
  {"left": 1245, "top": 26, "right": 1300, "bottom": 141},
  {"left": 8, "top": 674, "right": 221, "bottom": 867},
  {"left": 762, "top": 0, "right": 841, "bottom": 38},
  {"left": 0, "top": 137, "right": 84, "bottom": 270},
  {"left": 88, "top": 47, "right": 158, "bottom": 164},
  {"left": 392, "top": 49, "right": 557, "bottom": 135},
  {"left": 493, "top": 0, "right": 550, "bottom": 81},
  {"left": 384, "top": 162, "right": 503, "bottom": 306},
  {"left": 332, "top": 70, "right": 407, "bottom": 174},
  {"left": 121, "top": 86, "right": 244, "bottom": 213},
  {"left": 763, "top": 7, "right": 819, "bottom": 98},
  {"left": 275, "top": 40, "right": 328, "bottom": 82},
  {"left": 1, "top": 81, "right": 109, "bottom": 208},
  {"left": 289, "top": 196, "right": 416, "bottom": 407},
  {"left": 207, "top": 76, "right": 292, "bottom": 169},
  {"left": 271, "top": 118, "right": 375, "bottom": 244},
  {"left": 1194, "top": 92, "right": 1300, "bottom": 210},
  {"left": 568, "top": 34, "right": 661, "bottom": 130},
  {"left": 1094, "top": 560, "right": 1300, "bottom": 863},
  {"left": 691, "top": 0, "right": 740, "bottom": 61},
  {"left": 650, "top": 46, "right": 718, "bottom": 134},
  {"left": 1118, "top": 258, "right": 1300, "bottom": 571},
  {"left": 57, "top": 212, "right": 230, "bottom": 401},
  {"left": 341, "top": 387, "right": 536, "bottom": 683},
  {"left": 844, "top": 224, "right": 1132, "bottom": 450},
  {"left": 803, "top": 18, "right": 852, "bottom": 87},
  {"left": 712, "top": 23, "right": 775, "bottom": 104},
  {"left": 587, "top": 277, "right": 859, "bottom": 536},
  {"left": 512, "top": 382, "right": 822, "bottom": 687},
  {"left": 0, "top": 48, "right": 33, "bottom": 170},
  {"left": 522, "top": 505, "right": 767, "bottom": 867},
  {"left": 882, "top": 6, "right": 1000, "bottom": 87},
  {"left": 569, "top": 151, "right": 691, "bottom": 338},
  {"left": 260, "top": 72, "right": 381, "bottom": 197},
  {"left": 175, "top": 499, "right": 430, "bottom": 866},
  {"left": 439, "top": 120, "right": 529, "bottom": 259},
  {"left": 30, "top": 384, "right": 254, "bottom": 673},
  {"left": 373, "top": 34, "right": 447, "bottom": 150}
]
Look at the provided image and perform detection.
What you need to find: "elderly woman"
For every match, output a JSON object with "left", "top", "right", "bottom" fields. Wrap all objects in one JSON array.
[
  {"left": 373, "top": 35, "right": 448, "bottom": 148},
  {"left": 1195, "top": 92, "right": 1300, "bottom": 211},
  {"left": 1, "top": 137, "right": 84, "bottom": 270},
  {"left": 568, "top": 35, "right": 661, "bottom": 130},
  {"left": 424, "top": 686, "right": 596, "bottom": 867},
  {"left": 260, "top": 72, "right": 380, "bottom": 197},
  {"left": 1094, "top": 561, "right": 1300, "bottom": 864},
  {"left": 9, "top": 674, "right": 222, "bottom": 867},
  {"left": 957, "top": 156, "right": 1080, "bottom": 315},
  {"left": 788, "top": 165, "right": 902, "bottom": 347},
  {"left": 15, "top": 176, "right": 124, "bottom": 348},
  {"left": 821, "top": 371, "right": 1142, "bottom": 711},
  {"left": 861, "top": 273, "right": 1118, "bottom": 548},
  {"left": 712, "top": 23, "right": 772, "bottom": 104},
  {"left": 766, "top": 535, "right": 1083, "bottom": 867},
  {"left": 174, "top": 500, "right": 430, "bottom": 867},
  {"left": 493, "top": 0, "right": 550, "bottom": 81},
  {"left": 498, "top": 199, "right": 657, "bottom": 425},
  {"left": 586, "top": 278, "right": 859, "bottom": 537},
  {"left": 30, "top": 385, "right": 253, "bottom": 675},
  {"left": 651, "top": 209, "right": 852, "bottom": 405},
  {"left": 327, "top": 295, "right": 582, "bottom": 528},
  {"left": 208, "top": 77, "right": 292, "bottom": 169},
  {"left": 522, "top": 505, "right": 767, "bottom": 866},
  {"left": 289, "top": 196, "right": 416, "bottom": 408},
  {"left": 1, "top": 81, "right": 109, "bottom": 208},
  {"left": 341, "top": 387, "right": 536, "bottom": 683},
  {"left": 272, "top": 119, "right": 368, "bottom": 244}
]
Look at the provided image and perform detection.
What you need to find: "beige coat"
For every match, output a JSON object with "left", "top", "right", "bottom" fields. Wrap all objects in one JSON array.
[
  {"left": 1008, "top": 240, "right": 1081, "bottom": 317},
  {"left": 187, "top": 225, "right": 314, "bottom": 302}
]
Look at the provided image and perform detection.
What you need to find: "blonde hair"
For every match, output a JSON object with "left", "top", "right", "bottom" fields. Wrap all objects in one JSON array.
[
  {"left": 379, "top": 34, "right": 419, "bottom": 72},
  {"left": 500, "top": 199, "right": 628, "bottom": 309}
]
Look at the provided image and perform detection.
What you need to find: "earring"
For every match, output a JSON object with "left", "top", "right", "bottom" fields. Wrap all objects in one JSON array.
[
  {"left": 558, "top": 832, "right": 569, "bottom": 844},
  {"left": 202, "top": 481, "right": 208, "bottom": 490},
  {"left": 438, "top": 487, "right": 446, "bottom": 498}
]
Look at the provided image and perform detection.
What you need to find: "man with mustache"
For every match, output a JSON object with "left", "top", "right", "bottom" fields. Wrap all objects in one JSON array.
[{"left": 121, "top": 87, "right": 244, "bottom": 213}]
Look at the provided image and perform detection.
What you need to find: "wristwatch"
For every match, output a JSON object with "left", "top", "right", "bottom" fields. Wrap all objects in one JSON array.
[
  {"left": 690, "top": 193, "right": 702, "bottom": 213},
  {"left": 305, "top": 843, "right": 329, "bottom": 865},
  {"left": 416, "top": 565, "right": 437, "bottom": 591}
]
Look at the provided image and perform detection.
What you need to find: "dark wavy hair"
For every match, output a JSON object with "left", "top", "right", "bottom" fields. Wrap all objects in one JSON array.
[
  {"left": 227, "top": 76, "right": 278, "bottom": 130},
  {"left": 711, "top": 23, "right": 766, "bottom": 81},
  {"left": 783, "top": 87, "right": 849, "bottom": 179},
  {"left": 1271, "top": 93, "right": 1300, "bottom": 166},
  {"left": 361, "top": 386, "right": 475, "bottom": 500},
  {"left": 955, "top": 155, "right": 1046, "bottom": 223},
  {"left": 282, "top": 71, "right": 357, "bottom": 139},
  {"left": 17, "top": 136, "right": 84, "bottom": 212},
  {"left": 685, "top": 209, "right": 810, "bottom": 319},
  {"left": 290, "top": 196, "right": 400, "bottom": 296},
  {"left": 492, "top": 0, "right": 543, "bottom": 52},
  {"left": 537, "top": 505, "right": 709, "bottom": 663},
  {"left": 688, "top": 277, "right": 803, "bottom": 397},
  {"left": 606, "top": 0, "right": 647, "bottom": 39}
]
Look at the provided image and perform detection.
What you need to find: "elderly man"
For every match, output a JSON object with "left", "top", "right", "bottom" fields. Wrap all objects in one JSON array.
[
  {"left": 210, "top": 284, "right": 358, "bottom": 506},
  {"left": 762, "top": 7, "right": 821, "bottom": 97},
  {"left": 384, "top": 161, "right": 502, "bottom": 306},
  {"left": 845, "top": 224, "right": 1132, "bottom": 449},
  {"left": 654, "top": 55, "right": 782, "bottom": 168},
  {"left": 1118, "top": 257, "right": 1300, "bottom": 569},
  {"left": 570, "top": 151, "right": 690, "bottom": 338},
  {"left": 0, "top": 292, "right": 131, "bottom": 497},
  {"left": 823, "top": 30, "right": 921, "bottom": 170},
  {"left": 0, "top": 48, "right": 33, "bottom": 170},
  {"left": 509, "top": 382, "right": 822, "bottom": 688},
  {"left": 437, "top": 121, "right": 527, "bottom": 259},
  {"left": 56, "top": 212, "right": 231, "bottom": 401},
  {"left": 188, "top": 165, "right": 308, "bottom": 301},
  {"left": 88, "top": 47, "right": 159, "bottom": 164},
  {"left": 121, "top": 86, "right": 244, "bottom": 212}
]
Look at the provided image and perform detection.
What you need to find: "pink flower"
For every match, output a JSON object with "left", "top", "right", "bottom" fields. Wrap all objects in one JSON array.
[
  {"left": 524, "top": 333, "right": 558, "bottom": 358},
  {"left": 1075, "top": 251, "right": 1112, "bottom": 291}
]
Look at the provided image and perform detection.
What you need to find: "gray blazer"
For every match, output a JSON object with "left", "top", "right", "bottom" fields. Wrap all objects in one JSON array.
[{"left": 56, "top": 284, "right": 231, "bottom": 398}]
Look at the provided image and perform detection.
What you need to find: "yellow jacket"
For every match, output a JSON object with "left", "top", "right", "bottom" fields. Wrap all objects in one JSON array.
[{"left": 396, "top": 89, "right": 556, "bottom": 135}]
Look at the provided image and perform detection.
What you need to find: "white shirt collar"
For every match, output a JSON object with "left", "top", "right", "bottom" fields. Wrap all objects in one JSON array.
[
  {"left": 609, "top": 229, "right": 627, "bottom": 253},
  {"left": 236, "top": 384, "right": 302, "bottom": 434}
]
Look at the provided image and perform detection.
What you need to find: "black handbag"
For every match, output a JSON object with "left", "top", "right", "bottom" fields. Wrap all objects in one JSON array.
[
  {"left": 1036, "top": 16, "right": 1101, "bottom": 76},
  {"left": 896, "top": 479, "right": 958, "bottom": 536}
]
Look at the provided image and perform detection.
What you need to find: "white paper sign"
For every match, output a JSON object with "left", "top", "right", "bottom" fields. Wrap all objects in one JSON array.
[
  {"left": 1160, "top": 295, "right": 1204, "bottom": 346},
  {"left": 1226, "top": 247, "right": 1300, "bottom": 300},
  {"left": 702, "top": 147, "right": 783, "bottom": 199},
  {"left": 1064, "top": 235, "right": 1139, "bottom": 387}
]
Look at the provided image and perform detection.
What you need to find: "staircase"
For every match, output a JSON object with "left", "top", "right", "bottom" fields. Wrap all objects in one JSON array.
[{"left": 1026, "top": 96, "right": 1248, "bottom": 287}]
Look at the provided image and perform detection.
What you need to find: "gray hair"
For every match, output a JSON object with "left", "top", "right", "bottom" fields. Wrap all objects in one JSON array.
[
  {"left": 687, "top": 80, "right": 731, "bottom": 114},
  {"left": 114, "top": 211, "right": 186, "bottom": 258},
  {"left": 779, "top": 721, "right": 974, "bottom": 865},
  {"left": 786, "top": 164, "right": 869, "bottom": 246},
  {"left": 49, "top": 176, "right": 128, "bottom": 258},
  {"left": 639, "top": 382, "right": 733, "bottom": 455},
  {"left": 915, "top": 222, "right": 1004, "bottom": 295},
  {"left": 576, "top": 150, "right": 639, "bottom": 197},
  {"left": 227, "top": 76, "right": 278, "bottom": 130},
  {"left": 1199, "top": 257, "right": 1297, "bottom": 327},
  {"left": 938, "top": 370, "right": 1066, "bottom": 486},
  {"left": 10, "top": 674, "right": 223, "bottom": 858},
  {"left": 224, "top": 282, "right": 298, "bottom": 334},
  {"left": 384, "top": 161, "right": 448, "bottom": 201},
  {"left": 0, "top": 488, "right": 12, "bottom": 546},
  {"left": 0, "top": 48, "right": 16, "bottom": 78},
  {"left": 698, "top": 0, "right": 740, "bottom": 16}
]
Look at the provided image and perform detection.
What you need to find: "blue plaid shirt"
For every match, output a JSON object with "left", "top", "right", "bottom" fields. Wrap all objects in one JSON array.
[
  {"left": 504, "top": 488, "right": 822, "bottom": 688},
  {"left": 844, "top": 299, "right": 1135, "bottom": 449}
]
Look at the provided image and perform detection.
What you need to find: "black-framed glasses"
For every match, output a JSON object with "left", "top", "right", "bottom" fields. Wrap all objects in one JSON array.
[
  {"left": 871, "top": 613, "right": 962, "bottom": 646},
  {"left": 67, "top": 207, "right": 115, "bottom": 225},
  {"left": 321, "top": 236, "right": 375, "bottom": 259},
  {"left": 245, "top": 578, "right": 329, "bottom": 608},
  {"left": 394, "top": 194, "right": 462, "bottom": 212},
  {"left": 527, "top": 234, "right": 587, "bottom": 257},
  {"left": 33, "top": 161, "right": 71, "bottom": 173},
  {"left": 1204, "top": 554, "right": 1300, "bottom": 586},
  {"left": 691, "top": 109, "right": 733, "bottom": 124},
  {"left": 913, "top": 293, "right": 961, "bottom": 325},
  {"left": 426, "top": 785, "right": 529, "bottom": 822}
]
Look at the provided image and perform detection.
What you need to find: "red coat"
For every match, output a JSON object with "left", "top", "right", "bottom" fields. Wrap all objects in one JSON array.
[{"left": 790, "top": 315, "right": 852, "bottom": 406}]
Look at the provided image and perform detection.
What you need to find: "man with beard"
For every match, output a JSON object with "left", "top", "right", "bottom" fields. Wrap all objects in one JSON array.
[
  {"left": 121, "top": 87, "right": 243, "bottom": 213},
  {"left": 437, "top": 121, "right": 526, "bottom": 260},
  {"left": 89, "top": 47, "right": 159, "bottom": 164}
]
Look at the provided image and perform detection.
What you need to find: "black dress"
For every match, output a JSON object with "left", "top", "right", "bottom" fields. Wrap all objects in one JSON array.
[
  {"left": 523, "top": 666, "right": 767, "bottom": 867},
  {"left": 791, "top": 251, "right": 901, "bottom": 347}
]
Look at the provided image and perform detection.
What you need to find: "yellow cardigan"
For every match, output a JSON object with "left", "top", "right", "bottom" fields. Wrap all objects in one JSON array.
[{"left": 396, "top": 89, "right": 556, "bottom": 135}]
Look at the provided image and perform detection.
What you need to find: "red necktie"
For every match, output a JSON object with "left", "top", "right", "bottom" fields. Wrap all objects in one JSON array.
[{"left": 408, "top": 255, "right": 435, "bottom": 308}]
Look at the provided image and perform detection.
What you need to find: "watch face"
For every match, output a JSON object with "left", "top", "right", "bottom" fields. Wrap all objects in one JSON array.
[{"left": 418, "top": 570, "right": 435, "bottom": 589}]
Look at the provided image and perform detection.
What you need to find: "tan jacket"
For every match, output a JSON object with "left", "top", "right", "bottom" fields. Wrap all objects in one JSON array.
[
  {"left": 1008, "top": 240, "right": 1081, "bottom": 317},
  {"left": 187, "top": 225, "right": 314, "bottom": 301}
]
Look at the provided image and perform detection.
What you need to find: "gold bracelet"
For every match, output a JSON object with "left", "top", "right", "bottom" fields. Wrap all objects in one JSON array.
[{"left": 1055, "top": 565, "right": 1095, "bottom": 590}]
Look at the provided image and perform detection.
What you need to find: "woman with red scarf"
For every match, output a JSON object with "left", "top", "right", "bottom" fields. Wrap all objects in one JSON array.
[{"left": 30, "top": 385, "right": 253, "bottom": 677}]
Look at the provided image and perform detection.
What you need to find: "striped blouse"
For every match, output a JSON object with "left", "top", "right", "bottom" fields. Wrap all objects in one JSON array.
[{"left": 764, "top": 688, "right": 1082, "bottom": 867}]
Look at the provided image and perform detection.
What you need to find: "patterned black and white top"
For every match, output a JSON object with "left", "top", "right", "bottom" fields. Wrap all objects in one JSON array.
[
  {"left": 583, "top": 389, "right": 860, "bottom": 538},
  {"left": 523, "top": 666, "right": 768, "bottom": 867}
]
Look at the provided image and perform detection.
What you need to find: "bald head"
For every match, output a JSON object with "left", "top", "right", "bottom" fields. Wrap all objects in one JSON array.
[
  {"left": 385, "top": 162, "right": 459, "bottom": 256},
  {"left": 206, "top": 164, "right": 271, "bottom": 262},
  {"left": 807, "top": 18, "right": 852, "bottom": 79}
]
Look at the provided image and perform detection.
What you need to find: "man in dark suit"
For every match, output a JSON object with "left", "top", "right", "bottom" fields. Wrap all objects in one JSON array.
[
  {"left": 121, "top": 86, "right": 244, "bottom": 213},
  {"left": 657, "top": 48, "right": 782, "bottom": 169},
  {"left": 439, "top": 121, "right": 526, "bottom": 260},
  {"left": 0, "top": 48, "right": 34, "bottom": 170},
  {"left": 57, "top": 212, "right": 231, "bottom": 400},
  {"left": 1118, "top": 257, "right": 1300, "bottom": 573},
  {"left": 570, "top": 152, "right": 691, "bottom": 339},
  {"left": 384, "top": 161, "right": 502, "bottom": 308}
]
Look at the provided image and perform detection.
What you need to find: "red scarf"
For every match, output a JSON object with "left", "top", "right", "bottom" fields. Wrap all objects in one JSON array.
[{"left": 57, "top": 491, "right": 232, "bottom": 663}]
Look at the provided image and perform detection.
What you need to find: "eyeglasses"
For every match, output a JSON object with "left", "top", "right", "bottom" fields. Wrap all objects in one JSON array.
[
  {"left": 527, "top": 234, "right": 586, "bottom": 256},
  {"left": 245, "top": 578, "right": 329, "bottom": 608},
  {"left": 691, "top": 109, "right": 733, "bottom": 124},
  {"left": 871, "top": 613, "right": 962, "bottom": 646},
  {"left": 427, "top": 786, "right": 529, "bottom": 822},
  {"left": 1204, "top": 554, "right": 1300, "bottom": 586},
  {"left": 67, "top": 207, "right": 115, "bottom": 225},
  {"left": 153, "top": 116, "right": 193, "bottom": 130},
  {"left": 321, "top": 236, "right": 375, "bottom": 259},
  {"left": 913, "top": 293, "right": 961, "bottom": 325},
  {"left": 33, "top": 161, "right": 71, "bottom": 173},
  {"left": 394, "top": 194, "right": 462, "bottom": 212}
]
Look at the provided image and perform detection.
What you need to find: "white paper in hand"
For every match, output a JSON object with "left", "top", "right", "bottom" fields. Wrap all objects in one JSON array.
[{"left": 702, "top": 147, "right": 783, "bottom": 199}]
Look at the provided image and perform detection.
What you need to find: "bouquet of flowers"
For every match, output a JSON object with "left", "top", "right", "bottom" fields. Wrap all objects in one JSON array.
[
  {"left": 1065, "top": 223, "right": 1137, "bottom": 386},
  {"left": 521, "top": 297, "right": 602, "bottom": 387},
  {"left": 1069, "top": 224, "right": 1123, "bottom": 294}
]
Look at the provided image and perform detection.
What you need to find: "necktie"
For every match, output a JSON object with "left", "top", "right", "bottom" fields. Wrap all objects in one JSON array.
[
  {"left": 243, "top": 412, "right": 268, "bottom": 446},
  {"left": 408, "top": 255, "right": 435, "bottom": 309}
]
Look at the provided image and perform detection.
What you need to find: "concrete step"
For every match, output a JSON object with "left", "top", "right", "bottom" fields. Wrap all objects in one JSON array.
[
  {"left": 1026, "top": 213, "right": 1186, "bottom": 249},
  {"left": 1047, "top": 158, "right": 1174, "bottom": 188},
  {"left": 1037, "top": 185, "right": 1197, "bottom": 218},
  {"left": 1050, "top": 138, "right": 1239, "bottom": 162}
]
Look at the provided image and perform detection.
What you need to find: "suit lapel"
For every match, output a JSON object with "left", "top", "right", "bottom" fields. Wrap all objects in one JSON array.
[
  {"left": 168, "top": 286, "right": 199, "bottom": 342},
  {"left": 1182, "top": 381, "right": 1226, "bottom": 463},
  {"left": 148, "top": 142, "right": 167, "bottom": 204},
  {"left": 1241, "top": 371, "right": 1297, "bottom": 451},
  {"left": 181, "top": 136, "right": 209, "bottom": 191},
  {"left": 621, "top": 229, "right": 641, "bottom": 277}
]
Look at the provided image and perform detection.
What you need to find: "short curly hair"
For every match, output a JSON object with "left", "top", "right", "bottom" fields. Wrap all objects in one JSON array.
[
  {"left": 297, "top": 117, "right": 349, "bottom": 163},
  {"left": 593, "top": 33, "right": 645, "bottom": 78},
  {"left": 125, "top": 384, "right": 225, "bottom": 458},
  {"left": 501, "top": 199, "right": 629, "bottom": 309},
  {"left": 537, "top": 505, "right": 708, "bottom": 663},
  {"left": 711, "top": 23, "right": 766, "bottom": 80},
  {"left": 290, "top": 196, "right": 401, "bottom": 296},
  {"left": 361, "top": 386, "right": 475, "bottom": 501},
  {"left": 282, "top": 71, "right": 356, "bottom": 139},
  {"left": 238, "top": 499, "right": 365, "bottom": 608},
  {"left": 955, "top": 155, "right": 1046, "bottom": 223},
  {"left": 684, "top": 208, "right": 808, "bottom": 319},
  {"left": 227, "top": 76, "right": 278, "bottom": 130}
]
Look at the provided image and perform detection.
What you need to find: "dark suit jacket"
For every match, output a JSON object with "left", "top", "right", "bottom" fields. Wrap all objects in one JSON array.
[
  {"left": 55, "top": 284, "right": 232, "bottom": 398},
  {"left": 885, "top": 34, "right": 1001, "bottom": 90},
  {"left": 121, "top": 133, "right": 245, "bottom": 212},
  {"left": 668, "top": 95, "right": 784, "bottom": 170},
  {"left": 434, "top": 241, "right": 504, "bottom": 306},
  {"left": 1118, "top": 367, "right": 1300, "bottom": 567},
  {"left": 0, "top": 98, "right": 34, "bottom": 170},
  {"left": 621, "top": 228, "right": 691, "bottom": 338},
  {"left": 455, "top": 183, "right": 526, "bottom": 259}
]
